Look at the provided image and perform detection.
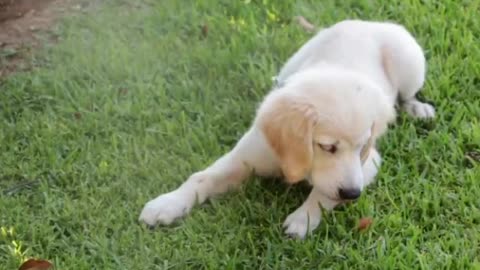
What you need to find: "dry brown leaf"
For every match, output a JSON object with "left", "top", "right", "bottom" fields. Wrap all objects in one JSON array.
[
  {"left": 201, "top": 24, "right": 208, "bottom": 38},
  {"left": 19, "top": 259, "right": 53, "bottom": 270},
  {"left": 295, "top": 16, "right": 316, "bottom": 32},
  {"left": 118, "top": 88, "right": 128, "bottom": 96},
  {"left": 358, "top": 217, "right": 373, "bottom": 231},
  {"left": 73, "top": 111, "right": 82, "bottom": 120}
]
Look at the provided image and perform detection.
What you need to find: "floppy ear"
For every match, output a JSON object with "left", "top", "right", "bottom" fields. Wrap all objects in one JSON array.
[
  {"left": 373, "top": 84, "right": 397, "bottom": 139},
  {"left": 360, "top": 123, "right": 375, "bottom": 164},
  {"left": 256, "top": 93, "right": 317, "bottom": 183}
]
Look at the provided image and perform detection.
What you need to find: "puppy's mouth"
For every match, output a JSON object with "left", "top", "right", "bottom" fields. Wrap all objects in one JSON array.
[
  {"left": 323, "top": 194, "right": 348, "bottom": 204},
  {"left": 328, "top": 195, "right": 359, "bottom": 204},
  {"left": 338, "top": 198, "right": 358, "bottom": 204}
]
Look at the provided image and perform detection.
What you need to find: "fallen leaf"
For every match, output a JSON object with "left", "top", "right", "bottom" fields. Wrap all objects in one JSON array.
[
  {"left": 358, "top": 217, "right": 373, "bottom": 231},
  {"left": 19, "top": 259, "right": 53, "bottom": 270},
  {"left": 295, "top": 16, "right": 316, "bottom": 32},
  {"left": 3, "top": 178, "right": 39, "bottom": 196},
  {"left": 201, "top": 24, "right": 208, "bottom": 38},
  {"left": 466, "top": 150, "right": 480, "bottom": 162},
  {"left": 73, "top": 111, "right": 82, "bottom": 119},
  {"left": 118, "top": 88, "right": 128, "bottom": 95}
]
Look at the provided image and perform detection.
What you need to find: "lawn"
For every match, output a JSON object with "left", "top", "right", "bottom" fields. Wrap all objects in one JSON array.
[{"left": 1, "top": 0, "right": 479, "bottom": 269}]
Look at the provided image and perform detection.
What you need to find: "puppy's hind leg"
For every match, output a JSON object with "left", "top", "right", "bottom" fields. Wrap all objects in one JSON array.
[
  {"left": 382, "top": 33, "right": 435, "bottom": 119},
  {"left": 139, "top": 128, "right": 278, "bottom": 226},
  {"left": 402, "top": 98, "right": 435, "bottom": 119}
]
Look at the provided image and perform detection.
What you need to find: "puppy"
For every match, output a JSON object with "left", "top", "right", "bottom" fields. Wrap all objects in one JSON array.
[{"left": 139, "top": 20, "right": 435, "bottom": 239}]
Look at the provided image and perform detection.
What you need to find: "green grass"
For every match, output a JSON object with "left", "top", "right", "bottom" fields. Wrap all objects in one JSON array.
[{"left": 1, "top": 0, "right": 479, "bottom": 269}]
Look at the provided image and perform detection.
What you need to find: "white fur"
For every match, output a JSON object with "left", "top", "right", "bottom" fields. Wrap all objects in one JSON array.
[{"left": 139, "top": 20, "right": 435, "bottom": 238}]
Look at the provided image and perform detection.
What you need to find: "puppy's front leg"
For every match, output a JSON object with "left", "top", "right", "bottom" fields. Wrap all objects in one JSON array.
[
  {"left": 283, "top": 189, "right": 339, "bottom": 239},
  {"left": 283, "top": 148, "right": 383, "bottom": 239},
  {"left": 139, "top": 128, "right": 278, "bottom": 226}
]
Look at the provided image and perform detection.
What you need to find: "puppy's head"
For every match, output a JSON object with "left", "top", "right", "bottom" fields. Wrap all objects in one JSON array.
[{"left": 256, "top": 68, "right": 395, "bottom": 202}]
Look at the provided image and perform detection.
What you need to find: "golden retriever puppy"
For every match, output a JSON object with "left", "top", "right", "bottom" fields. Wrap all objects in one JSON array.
[{"left": 139, "top": 20, "right": 435, "bottom": 238}]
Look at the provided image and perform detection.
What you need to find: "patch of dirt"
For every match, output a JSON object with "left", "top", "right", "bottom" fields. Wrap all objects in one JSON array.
[
  {"left": 0, "top": 0, "right": 53, "bottom": 23},
  {"left": 0, "top": 0, "right": 83, "bottom": 78}
]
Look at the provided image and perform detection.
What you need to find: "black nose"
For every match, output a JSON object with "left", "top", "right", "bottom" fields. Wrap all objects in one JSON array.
[{"left": 338, "top": 188, "right": 361, "bottom": 200}]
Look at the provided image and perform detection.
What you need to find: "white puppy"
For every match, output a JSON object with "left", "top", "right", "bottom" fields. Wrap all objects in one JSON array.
[{"left": 139, "top": 20, "right": 435, "bottom": 239}]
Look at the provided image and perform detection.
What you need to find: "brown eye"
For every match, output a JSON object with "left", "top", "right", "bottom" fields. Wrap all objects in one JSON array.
[{"left": 319, "top": 144, "right": 337, "bottom": 154}]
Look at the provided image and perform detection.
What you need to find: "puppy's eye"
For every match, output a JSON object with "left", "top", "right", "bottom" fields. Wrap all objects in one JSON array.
[{"left": 318, "top": 144, "right": 337, "bottom": 154}]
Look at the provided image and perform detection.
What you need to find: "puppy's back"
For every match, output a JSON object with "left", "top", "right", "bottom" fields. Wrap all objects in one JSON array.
[{"left": 276, "top": 20, "right": 423, "bottom": 97}]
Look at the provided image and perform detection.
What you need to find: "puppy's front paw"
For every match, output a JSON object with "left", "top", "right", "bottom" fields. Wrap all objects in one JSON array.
[
  {"left": 139, "top": 192, "right": 190, "bottom": 226},
  {"left": 283, "top": 207, "right": 321, "bottom": 239},
  {"left": 403, "top": 99, "right": 435, "bottom": 119}
]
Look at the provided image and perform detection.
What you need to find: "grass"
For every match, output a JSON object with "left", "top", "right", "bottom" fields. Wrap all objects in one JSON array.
[{"left": 0, "top": 0, "right": 479, "bottom": 269}]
